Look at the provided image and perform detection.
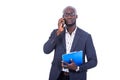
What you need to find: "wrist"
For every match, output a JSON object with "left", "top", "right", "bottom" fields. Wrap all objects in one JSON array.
[
  {"left": 56, "top": 30, "right": 62, "bottom": 36},
  {"left": 56, "top": 30, "right": 60, "bottom": 36}
]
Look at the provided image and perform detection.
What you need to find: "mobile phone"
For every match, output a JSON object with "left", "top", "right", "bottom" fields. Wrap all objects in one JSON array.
[{"left": 61, "top": 18, "right": 65, "bottom": 27}]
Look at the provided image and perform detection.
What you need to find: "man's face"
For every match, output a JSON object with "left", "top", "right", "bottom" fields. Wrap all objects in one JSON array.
[{"left": 63, "top": 8, "right": 77, "bottom": 27}]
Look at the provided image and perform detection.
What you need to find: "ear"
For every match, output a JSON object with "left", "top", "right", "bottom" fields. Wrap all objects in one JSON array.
[{"left": 76, "top": 15, "right": 78, "bottom": 18}]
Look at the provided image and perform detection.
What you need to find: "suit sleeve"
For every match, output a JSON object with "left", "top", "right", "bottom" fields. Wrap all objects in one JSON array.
[
  {"left": 79, "top": 34, "right": 97, "bottom": 72},
  {"left": 43, "top": 29, "right": 59, "bottom": 54}
]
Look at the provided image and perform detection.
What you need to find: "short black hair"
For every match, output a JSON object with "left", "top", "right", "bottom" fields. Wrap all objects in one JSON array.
[{"left": 63, "top": 6, "right": 77, "bottom": 15}]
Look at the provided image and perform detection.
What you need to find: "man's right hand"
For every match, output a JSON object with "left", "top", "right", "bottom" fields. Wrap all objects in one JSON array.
[{"left": 56, "top": 18, "right": 65, "bottom": 36}]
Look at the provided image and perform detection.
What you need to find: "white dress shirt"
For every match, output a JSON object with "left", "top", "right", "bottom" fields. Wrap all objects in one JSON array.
[{"left": 62, "top": 27, "right": 77, "bottom": 72}]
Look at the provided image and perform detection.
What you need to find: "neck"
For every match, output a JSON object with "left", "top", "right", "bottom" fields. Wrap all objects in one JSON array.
[{"left": 66, "top": 25, "right": 76, "bottom": 34}]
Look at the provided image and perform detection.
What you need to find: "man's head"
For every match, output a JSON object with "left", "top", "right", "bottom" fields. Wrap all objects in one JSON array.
[{"left": 62, "top": 6, "right": 78, "bottom": 27}]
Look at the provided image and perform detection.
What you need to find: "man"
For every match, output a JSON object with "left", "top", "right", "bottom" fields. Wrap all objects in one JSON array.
[{"left": 43, "top": 6, "right": 97, "bottom": 80}]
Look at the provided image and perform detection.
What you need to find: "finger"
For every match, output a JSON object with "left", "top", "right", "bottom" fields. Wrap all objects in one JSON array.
[
  {"left": 58, "top": 20, "right": 64, "bottom": 28},
  {"left": 62, "top": 64, "right": 68, "bottom": 68},
  {"left": 61, "top": 61, "right": 69, "bottom": 68},
  {"left": 70, "top": 59, "right": 77, "bottom": 67},
  {"left": 58, "top": 18, "right": 64, "bottom": 23},
  {"left": 62, "top": 61, "right": 69, "bottom": 65},
  {"left": 60, "top": 18, "right": 64, "bottom": 21},
  {"left": 61, "top": 63, "right": 67, "bottom": 68}
]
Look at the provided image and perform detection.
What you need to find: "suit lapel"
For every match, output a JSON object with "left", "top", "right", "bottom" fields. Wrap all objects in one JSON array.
[
  {"left": 70, "top": 28, "right": 80, "bottom": 52},
  {"left": 61, "top": 30, "right": 66, "bottom": 53}
]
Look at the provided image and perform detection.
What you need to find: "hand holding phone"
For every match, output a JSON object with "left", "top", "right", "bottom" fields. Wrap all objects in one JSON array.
[
  {"left": 57, "top": 18, "right": 65, "bottom": 36},
  {"left": 58, "top": 18, "right": 65, "bottom": 27}
]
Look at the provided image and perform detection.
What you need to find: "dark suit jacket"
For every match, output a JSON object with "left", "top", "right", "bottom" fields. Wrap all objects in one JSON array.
[{"left": 43, "top": 27, "right": 97, "bottom": 80}]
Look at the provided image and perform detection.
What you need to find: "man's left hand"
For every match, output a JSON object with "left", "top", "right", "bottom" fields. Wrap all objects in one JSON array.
[{"left": 62, "top": 59, "right": 77, "bottom": 71}]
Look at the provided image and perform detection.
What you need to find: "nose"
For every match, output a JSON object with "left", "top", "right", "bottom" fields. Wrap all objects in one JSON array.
[{"left": 66, "top": 15, "right": 73, "bottom": 19}]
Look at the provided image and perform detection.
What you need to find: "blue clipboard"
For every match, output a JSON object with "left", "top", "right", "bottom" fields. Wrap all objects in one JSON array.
[{"left": 62, "top": 50, "right": 83, "bottom": 66}]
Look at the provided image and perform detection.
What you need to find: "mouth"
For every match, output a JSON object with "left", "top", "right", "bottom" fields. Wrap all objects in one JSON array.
[{"left": 66, "top": 19, "right": 73, "bottom": 24}]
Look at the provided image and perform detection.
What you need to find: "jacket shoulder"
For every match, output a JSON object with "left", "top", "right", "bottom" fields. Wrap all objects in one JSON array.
[{"left": 77, "top": 27, "right": 90, "bottom": 37}]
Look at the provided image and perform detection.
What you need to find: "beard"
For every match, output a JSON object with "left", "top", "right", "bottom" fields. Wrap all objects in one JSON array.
[{"left": 65, "top": 20, "right": 76, "bottom": 27}]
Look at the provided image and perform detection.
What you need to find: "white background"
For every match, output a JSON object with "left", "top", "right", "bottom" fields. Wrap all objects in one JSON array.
[{"left": 0, "top": 0, "right": 120, "bottom": 80}]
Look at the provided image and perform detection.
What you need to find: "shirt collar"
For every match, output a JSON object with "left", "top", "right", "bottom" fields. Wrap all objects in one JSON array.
[{"left": 65, "top": 27, "right": 77, "bottom": 34}]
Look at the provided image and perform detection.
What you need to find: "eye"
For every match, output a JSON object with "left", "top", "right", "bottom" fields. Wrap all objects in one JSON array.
[{"left": 64, "top": 13, "right": 75, "bottom": 17}]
